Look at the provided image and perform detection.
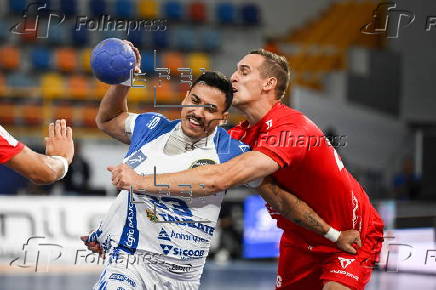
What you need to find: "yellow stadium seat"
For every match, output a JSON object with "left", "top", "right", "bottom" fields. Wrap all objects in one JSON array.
[
  {"left": 40, "top": 73, "right": 66, "bottom": 99},
  {"left": 138, "top": 0, "right": 159, "bottom": 19},
  {"left": 187, "top": 53, "right": 210, "bottom": 76},
  {"left": 81, "top": 48, "right": 93, "bottom": 73},
  {"left": 0, "top": 47, "right": 20, "bottom": 70}
]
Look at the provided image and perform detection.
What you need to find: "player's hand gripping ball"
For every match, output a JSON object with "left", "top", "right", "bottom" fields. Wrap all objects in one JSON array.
[{"left": 91, "top": 38, "right": 136, "bottom": 84}]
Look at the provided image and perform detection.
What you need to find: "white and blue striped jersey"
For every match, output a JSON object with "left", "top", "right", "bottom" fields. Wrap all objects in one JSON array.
[{"left": 90, "top": 112, "right": 250, "bottom": 280}]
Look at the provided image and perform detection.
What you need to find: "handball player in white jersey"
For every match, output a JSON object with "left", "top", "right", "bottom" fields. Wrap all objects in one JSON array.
[{"left": 83, "top": 42, "right": 361, "bottom": 290}]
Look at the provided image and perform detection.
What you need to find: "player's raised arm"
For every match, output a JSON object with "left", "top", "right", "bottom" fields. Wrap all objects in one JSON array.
[
  {"left": 108, "top": 150, "right": 278, "bottom": 195},
  {"left": 95, "top": 40, "right": 141, "bottom": 144},
  {"left": 5, "top": 119, "right": 74, "bottom": 185},
  {"left": 258, "top": 176, "right": 362, "bottom": 254}
]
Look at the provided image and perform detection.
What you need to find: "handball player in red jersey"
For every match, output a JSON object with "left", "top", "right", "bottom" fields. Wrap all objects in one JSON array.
[
  {"left": 108, "top": 49, "right": 384, "bottom": 290},
  {"left": 0, "top": 120, "right": 74, "bottom": 184}
]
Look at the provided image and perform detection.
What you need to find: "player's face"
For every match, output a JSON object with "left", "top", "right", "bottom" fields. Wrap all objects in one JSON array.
[
  {"left": 180, "top": 82, "right": 229, "bottom": 141},
  {"left": 230, "top": 54, "right": 266, "bottom": 106}
]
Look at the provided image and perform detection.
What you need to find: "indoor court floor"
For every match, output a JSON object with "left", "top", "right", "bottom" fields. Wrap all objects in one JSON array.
[{"left": 0, "top": 261, "right": 435, "bottom": 290}]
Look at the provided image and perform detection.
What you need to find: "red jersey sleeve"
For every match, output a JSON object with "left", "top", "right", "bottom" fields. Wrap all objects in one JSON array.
[
  {"left": 0, "top": 126, "right": 24, "bottom": 163},
  {"left": 253, "top": 122, "right": 307, "bottom": 168}
]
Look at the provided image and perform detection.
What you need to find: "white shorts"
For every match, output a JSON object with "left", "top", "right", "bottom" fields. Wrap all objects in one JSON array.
[{"left": 93, "top": 252, "right": 200, "bottom": 290}]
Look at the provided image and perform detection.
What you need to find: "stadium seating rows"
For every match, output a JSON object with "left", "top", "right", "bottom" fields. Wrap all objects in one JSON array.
[
  {"left": 6, "top": 0, "right": 261, "bottom": 26},
  {"left": 277, "top": 0, "right": 383, "bottom": 90}
]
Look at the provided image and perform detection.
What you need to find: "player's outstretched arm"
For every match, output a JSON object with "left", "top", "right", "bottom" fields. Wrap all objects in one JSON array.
[
  {"left": 6, "top": 119, "right": 74, "bottom": 185},
  {"left": 258, "top": 176, "right": 362, "bottom": 254},
  {"left": 108, "top": 151, "right": 278, "bottom": 196},
  {"left": 95, "top": 41, "right": 141, "bottom": 144}
]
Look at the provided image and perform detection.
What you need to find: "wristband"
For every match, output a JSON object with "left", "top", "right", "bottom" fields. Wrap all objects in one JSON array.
[
  {"left": 51, "top": 156, "right": 69, "bottom": 180},
  {"left": 324, "top": 227, "right": 341, "bottom": 243}
]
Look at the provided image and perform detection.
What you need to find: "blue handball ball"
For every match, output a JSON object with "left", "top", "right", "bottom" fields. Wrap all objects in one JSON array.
[{"left": 90, "top": 38, "right": 136, "bottom": 84}]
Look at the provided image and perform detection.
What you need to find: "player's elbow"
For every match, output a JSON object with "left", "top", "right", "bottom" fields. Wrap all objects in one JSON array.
[{"left": 210, "top": 175, "right": 231, "bottom": 193}]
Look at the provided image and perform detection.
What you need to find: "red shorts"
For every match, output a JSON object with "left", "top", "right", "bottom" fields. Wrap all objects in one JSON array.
[{"left": 276, "top": 213, "right": 384, "bottom": 290}]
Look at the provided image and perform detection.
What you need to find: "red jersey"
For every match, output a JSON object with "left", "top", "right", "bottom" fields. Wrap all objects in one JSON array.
[
  {"left": 229, "top": 103, "right": 381, "bottom": 249},
  {"left": 0, "top": 125, "right": 24, "bottom": 163}
]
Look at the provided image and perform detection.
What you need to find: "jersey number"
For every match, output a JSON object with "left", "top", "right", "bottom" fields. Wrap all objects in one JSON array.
[{"left": 146, "top": 195, "right": 193, "bottom": 217}]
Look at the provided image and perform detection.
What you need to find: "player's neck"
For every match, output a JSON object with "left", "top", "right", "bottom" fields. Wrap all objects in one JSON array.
[{"left": 238, "top": 99, "right": 279, "bottom": 126}]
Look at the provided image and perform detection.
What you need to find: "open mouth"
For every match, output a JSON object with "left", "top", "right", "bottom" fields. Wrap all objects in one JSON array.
[
  {"left": 187, "top": 115, "right": 203, "bottom": 128},
  {"left": 232, "top": 87, "right": 238, "bottom": 93}
]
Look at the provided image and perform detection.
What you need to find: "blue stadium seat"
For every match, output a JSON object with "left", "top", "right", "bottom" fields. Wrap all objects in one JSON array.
[
  {"left": 163, "top": 1, "right": 183, "bottom": 21},
  {"left": 152, "top": 31, "right": 169, "bottom": 49},
  {"left": 141, "top": 52, "right": 157, "bottom": 74},
  {"left": 72, "top": 27, "right": 89, "bottom": 47},
  {"left": 216, "top": 3, "right": 235, "bottom": 25},
  {"left": 31, "top": 47, "right": 52, "bottom": 70},
  {"left": 200, "top": 29, "right": 220, "bottom": 52},
  {"left": 60, "top": 0, "right": 77, "bottom": 17},
  {"left": 127, "top": 30, "right": 144, "bottom": 48},
  {"left": 89, "top": 0, "right": 107, "bottom": 16},
  {"left": 174, "top": 27, "right": 196, "bottom": 51},
  {"left": 7, "top": 72, "right": 37, "bottom": 89},
  {"left": 9, "top": 0, "right": 26, "bottom": 14},
  {"left": 240, "top": 3, "right": 261, "bottom": 25},
  {"left": 115, "top": 0, "right": 133, "bottom": 18}
]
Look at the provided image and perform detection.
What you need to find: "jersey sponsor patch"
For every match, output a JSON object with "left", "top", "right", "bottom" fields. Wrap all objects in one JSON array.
[
  {"left": 158, "top": 228, "right": 171, "bottom": 241},
  {"left": 160, "top": 244, "right": 205, "bottom": 258},
  {"left": 167, "top": 263, "right": 193, "bottom": 274},
  {"left": 170, "top": 230, "right": 209, "bottom": 243},
  {"left": 126, "top": 150, "right": 147, "bottom": 169},
  {"left": 108, "top": 273, "right": 136, "bottom": 287},
  {"left": 160, "top": 244, "right": 173, "bottom": 255},
  {"left": 338, "top": 257, "right": 355, "bottom": 269}
]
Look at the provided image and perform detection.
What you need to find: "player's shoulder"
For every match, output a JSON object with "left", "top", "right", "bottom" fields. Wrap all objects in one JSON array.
[
  {"left": 128, "top": 112, "right": 179, "bottom": 154},
  {"left": 269, "top": 103, "right": 317, "bottom": 129},
  {"left": 213, "top": 127, "right": 250, "bottom": 163}
]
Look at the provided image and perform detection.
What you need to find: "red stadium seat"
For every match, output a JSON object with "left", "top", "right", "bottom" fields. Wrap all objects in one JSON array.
[
  {"left": 54, "top": 105, "right": 74, "bottom": 125},
  {"left": 55, "top": 48, "right": 77, "bottom": 72},
  {"left": 81, "top": 106, "right": 98, "bottom": 128},
  {"left": 21, "top": 104, "right": 43, "bottom": 126},
  {"left": 69, "top": 75, "right": 90, "bottom": 100},
  {"left": 0, "top": 103, "right": 17, "bottom": 125},
  {"left": 189, "top": 2, "right": 207, "bottom": 23},
  {"left": 162, "top": 52, "right": 185, "bottom": 74},
  {"left": 0, "top": 47, "right": 20, "bottom": 70}
]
